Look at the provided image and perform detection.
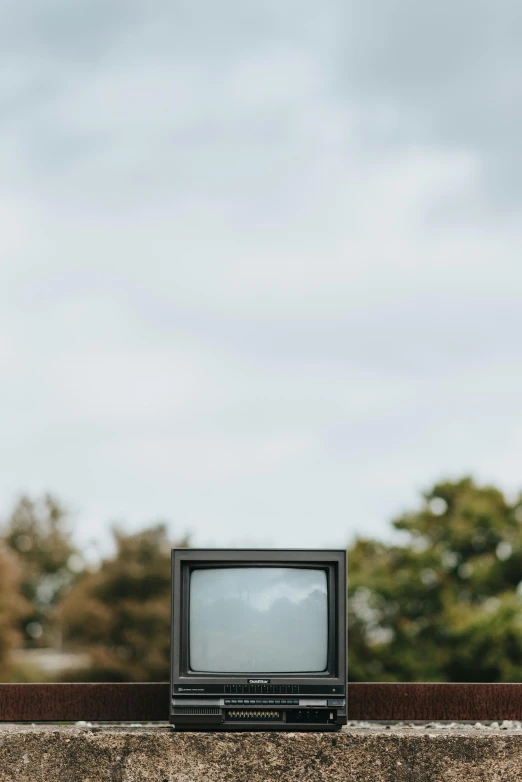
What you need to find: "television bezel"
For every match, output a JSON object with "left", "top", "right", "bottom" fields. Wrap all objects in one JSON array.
[{"left": 171, "top": 549, "right": 346, "bottom": 691}]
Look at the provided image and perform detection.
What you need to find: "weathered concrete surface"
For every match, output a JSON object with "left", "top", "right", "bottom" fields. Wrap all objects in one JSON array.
[{"left": 2, "top": 723, "right": 522, "bottom": 782}]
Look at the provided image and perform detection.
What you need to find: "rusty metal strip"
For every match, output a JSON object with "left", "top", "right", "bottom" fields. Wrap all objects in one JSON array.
[
  {"left": 0, "top": 683, "right": 168, "bottom": 722},
  {"left": 348, "top": 683, "right": 522, "bottom": 721},
  {"left": 1, "top": 683, "right": 522, "bottom": 722}
]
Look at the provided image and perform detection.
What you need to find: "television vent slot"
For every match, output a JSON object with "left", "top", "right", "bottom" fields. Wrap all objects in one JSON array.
[{"left": 173, "top": 707, "right": 221, "bottom": 715}]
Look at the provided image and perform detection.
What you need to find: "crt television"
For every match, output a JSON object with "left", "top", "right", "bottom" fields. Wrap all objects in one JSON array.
[{"left": 170, "top": 549, "right": 347, "bottom": 731}]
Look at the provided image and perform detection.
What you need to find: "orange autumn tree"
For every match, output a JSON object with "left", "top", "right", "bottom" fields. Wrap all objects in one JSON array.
[{"left": 0, "top": 542, "right": 28, "bottom": 681}]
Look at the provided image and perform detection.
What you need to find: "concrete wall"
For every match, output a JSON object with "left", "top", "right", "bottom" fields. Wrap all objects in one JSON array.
[{"left": 2, "top": 723, "right": 522, "bottom": 782}]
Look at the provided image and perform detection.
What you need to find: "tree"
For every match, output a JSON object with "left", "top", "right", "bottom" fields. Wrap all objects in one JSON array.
[
  {"left": 0, "top": 542, "right": 29, "bottom": 680},
  {"left": 348, "top": 477, "right": 522, "bottom": 682},
  {"left": 59, "top": 524, "right": 188, "bottom": 681},
  {"left": 3, "top": 494, "right": 82, "bottom": 648}
]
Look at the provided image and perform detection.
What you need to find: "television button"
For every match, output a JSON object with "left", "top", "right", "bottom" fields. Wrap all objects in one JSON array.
[
  {"left": 230, "top": 685, "right": 237, "bottom": 693},
  {"left": 268, "top": 700, "right": 275, "bottom": 704},
  {"left": 291, "top": 686, "right": 298, "bottom": 693},
  {"left": 290, "top": 699, "right": 298, "bottom": 705},
  {"left": 224, "top": 700, "right": 231, "bottom": 705},
  {"left": 267, "top": 686, "right": 273, "bottom": 693},
  {"left": 327, "top": 699, "right": 345, "bottom": 706},
  {"left": 261, "top": 699, "right": 268, "bottom": 704},
  {"left": 236, "top": 700, "right": 243, "bottom": 705},
  {"left": 224, "top": 685, "right": 230, "bottom": 693}
]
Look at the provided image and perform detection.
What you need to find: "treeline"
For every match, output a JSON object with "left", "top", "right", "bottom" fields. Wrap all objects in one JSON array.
[
  {"left": 0, "top": 495, "right": 188, "bottom": 681},
  {"left": 2, "top": 477, "right": 522, "bottom": 682}
]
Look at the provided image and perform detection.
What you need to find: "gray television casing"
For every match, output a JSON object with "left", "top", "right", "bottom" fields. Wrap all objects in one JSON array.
[{"left": 170, "top": 549, "right": 347, "bottom": 731}]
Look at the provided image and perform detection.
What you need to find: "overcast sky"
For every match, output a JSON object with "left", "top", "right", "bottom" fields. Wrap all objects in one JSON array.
[{"left": 2, "top": 0, "right": 522, "bottom": 552}]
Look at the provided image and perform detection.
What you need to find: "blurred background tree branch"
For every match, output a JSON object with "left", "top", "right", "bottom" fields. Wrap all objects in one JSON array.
[{"left": 348, "top": 477, "right": 522, "bottom": 682}]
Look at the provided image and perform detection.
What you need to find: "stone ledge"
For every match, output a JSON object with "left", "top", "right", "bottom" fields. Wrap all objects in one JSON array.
[{"left": 2, "top": 723, "right": 522, "bottom": 782}]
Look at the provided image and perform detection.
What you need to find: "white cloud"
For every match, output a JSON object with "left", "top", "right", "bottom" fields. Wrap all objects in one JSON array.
[{"left": 1, "top": 0, "right": 522, "bottom": 552}]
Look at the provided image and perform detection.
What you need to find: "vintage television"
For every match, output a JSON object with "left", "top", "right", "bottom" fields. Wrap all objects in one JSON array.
[{"left": 170, "top": 549, "right": 347, "bottom": 731}]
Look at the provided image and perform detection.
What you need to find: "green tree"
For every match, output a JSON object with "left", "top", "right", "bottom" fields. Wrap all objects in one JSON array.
[
  {"left": 0, "top": 542, "right": 29, "bottom": 680},
  {"left": 3, "top": 494, "right": 82, "bottom": 648},
  {"left": 59, "top": 524, "right": 188, "bottom": 681},
  {"left": 348, "top": 477, "right": 522, "bottom": 682}
]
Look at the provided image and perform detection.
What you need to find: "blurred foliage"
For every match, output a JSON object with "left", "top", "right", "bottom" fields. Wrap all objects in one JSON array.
[
  {"left": 0, "top": 542, "right": 29, "bottom": 679},
  {"left": 348, "top": 477, "right": 522, "bottom": 682},
  {"left": 4, "top": 478, "right": 522, "bottom": 683},
  {"left": 59, "top": 524, "right": 188, "bottom": 681},
  {"left": 3, "top": 494, "right": 82, "bottom": 648}
]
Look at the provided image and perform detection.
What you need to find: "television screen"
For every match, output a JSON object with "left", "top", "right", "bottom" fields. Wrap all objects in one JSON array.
[{"left": 189, "top": 567, "right": 328, "bottom": 673}]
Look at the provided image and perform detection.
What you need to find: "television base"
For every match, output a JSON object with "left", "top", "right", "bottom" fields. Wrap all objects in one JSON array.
[
  {"left": 171, "top": 723, "right": 345, "bottom": 732},
  {"left": 171, "top": 707, "right": 347, "bottom": 731}
]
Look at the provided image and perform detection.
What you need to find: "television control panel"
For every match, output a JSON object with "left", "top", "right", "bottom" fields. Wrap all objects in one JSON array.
[
  {"left": 171, "top": 684, "right": 347, "bottom": 731},
  {"left": 173, "top": 684, "right": 345, "bottom": 694}
]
